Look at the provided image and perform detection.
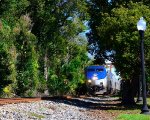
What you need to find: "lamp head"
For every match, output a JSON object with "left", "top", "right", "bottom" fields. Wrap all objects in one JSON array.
[{"left": 137, "top": 17, "right": 146, "bottom": 31}]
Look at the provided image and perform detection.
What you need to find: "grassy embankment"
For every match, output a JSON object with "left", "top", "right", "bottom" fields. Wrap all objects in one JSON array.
[{"left": 112, "top": 97, "right": 150, "bottom": 120}]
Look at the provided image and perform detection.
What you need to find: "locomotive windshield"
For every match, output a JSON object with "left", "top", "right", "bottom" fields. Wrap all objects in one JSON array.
[
  {"left": 87, "top": 68, "right": 104, "bottom": 72},
  {"left": 96, "top": 69, "right": 104, "bottom": 72},
  {"left": 87, "top": 69, "right": 95, "bottom": 72}
]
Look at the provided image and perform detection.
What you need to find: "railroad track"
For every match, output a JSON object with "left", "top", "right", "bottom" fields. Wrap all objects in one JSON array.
[
  {"left": 0, "top": 95, "right": 118, "bottom": 105},
  {"left": 0, "top": 96, "right": 82, "bottom": 105},
  {"left": 0, "top": 97, "right": 41, "bottom": 105}
]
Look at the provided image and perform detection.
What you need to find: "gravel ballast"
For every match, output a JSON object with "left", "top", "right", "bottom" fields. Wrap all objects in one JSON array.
[{"left": 0, "top": 97, "right": 115, "bottom": 120}]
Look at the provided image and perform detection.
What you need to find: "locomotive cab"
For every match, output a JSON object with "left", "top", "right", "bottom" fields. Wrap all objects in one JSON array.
[{"left": 85, "top": 65, "right": 108, "bottom": 95}]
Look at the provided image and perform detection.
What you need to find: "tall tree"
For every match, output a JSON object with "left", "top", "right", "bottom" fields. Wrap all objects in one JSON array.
[
  {"left": 95, "top": 2, "right": 150, "bottom": 104},
  {"left": 0, "top": 21, "right": 13, "bottom": 95},
  {"left": 86, "top": 0, "right": 150, "bottom": 63},
  {"left": 14, "top": 15, "right": 39, "bottom": 97},
  {"left": 0, "top": 0, "right": 40, "bottom": 97},
  {"left": 28, "top": 0, "right": 89, "bottom": 87},
  {"left": 0, "top": 0, "right": 90, "bottom": 97},
  {"left": 0, "top": 0, "right": 30, "bottom": 96}
]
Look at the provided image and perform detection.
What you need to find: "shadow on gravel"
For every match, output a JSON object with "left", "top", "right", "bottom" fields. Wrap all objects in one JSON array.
[{"left": 41, "top": 96, "right": 142, "bottom": 111}]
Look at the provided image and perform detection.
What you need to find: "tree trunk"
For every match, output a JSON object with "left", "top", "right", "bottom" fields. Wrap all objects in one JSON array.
[
  {"left": 121, "top": 80, "right": 136, "bottom": 105},
  {"left": 44, "top": 48, "right": 48, "bottom": 81}
]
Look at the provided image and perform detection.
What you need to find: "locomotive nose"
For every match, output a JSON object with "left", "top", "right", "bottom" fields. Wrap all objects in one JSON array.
[{"left": 100, "top": 82, "right": 104, "bottom": 90}]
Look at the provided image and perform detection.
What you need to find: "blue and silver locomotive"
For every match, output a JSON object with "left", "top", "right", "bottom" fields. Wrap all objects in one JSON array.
[{"left": 85, "top": 65, "right": 112, "bottom": 95}]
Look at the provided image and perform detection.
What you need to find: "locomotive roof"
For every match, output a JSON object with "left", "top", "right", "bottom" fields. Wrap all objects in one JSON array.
[{"left": 86, "top": 65, "right": 105, "bottom": 69}]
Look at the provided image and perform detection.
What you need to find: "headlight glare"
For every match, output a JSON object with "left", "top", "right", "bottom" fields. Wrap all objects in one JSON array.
[{"left": 87, "top": 79, "right": 92, "bottom": 83}]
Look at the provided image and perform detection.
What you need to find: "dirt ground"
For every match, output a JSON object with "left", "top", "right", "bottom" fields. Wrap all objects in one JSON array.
[{"left": 0, "top": 97, "right": 41, "bottom": 105}]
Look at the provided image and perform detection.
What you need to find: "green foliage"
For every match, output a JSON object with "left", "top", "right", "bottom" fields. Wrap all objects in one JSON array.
[
  {"left": 28, "top": 0, "right": 89, "bottom": 96},
  {"left": 96, "top": 2, "right": 150, "bottom": 81},
  {"left": 14, "top": 15, "right": 39, "bottom": 97},
  {"left": 0, "top": 48, "right": 12, "bottom": 92},
  {"left": 0, "top": 0, "right": 29, "bottom": 27},
  {"left": 87, "top": 1, "right": 150, "bottom": 103},
  {"left": 47, "top": 39, "right": 89, "bottom": 96},
  {"left": 0, "top": 0, "right": 89, "bottom": 97},
  {"left": 0, "top": 20, "right": 16, "bottom": 97}
]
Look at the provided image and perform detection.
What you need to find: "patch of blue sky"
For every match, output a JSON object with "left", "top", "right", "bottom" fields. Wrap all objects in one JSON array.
[
  {"left": 86, "top": 52, "right": 95, "bottom": 60},
  {"left": 66, "top": 16, "right": 73, "bottom": 21}
]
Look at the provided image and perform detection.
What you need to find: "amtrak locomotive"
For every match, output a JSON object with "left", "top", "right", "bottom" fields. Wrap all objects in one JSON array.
[{"left": 85, "top": 65, "right": 120, "bottom": 95}]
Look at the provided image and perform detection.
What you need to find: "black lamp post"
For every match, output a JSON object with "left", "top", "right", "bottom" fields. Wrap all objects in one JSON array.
[
  {"left": 137, "top": 75, "right": 142, "bottom": 103},
  {"left": 137, "top": 17, "right": 150, "bottom": 114}
]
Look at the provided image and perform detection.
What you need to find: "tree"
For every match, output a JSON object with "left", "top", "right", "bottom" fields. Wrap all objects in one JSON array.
[
  {"left": 14, "top": 15, "right": 39, "bottom": 97},
  {"left": 0, "top": 0, "right": 40, "bottom": 97},
  {"left": 27, "top": 0, "right": 89, "bottom": 94},
  {"left": 0, "top": 23, "right": 13, "bottom": 95},
  {"left": 95, "top": 2, "right": 150, "bottom": 104},
  {"left": 86, "top": 0, "right": 150, "bottom": 63},
  {"left": 0, "top": 0, "right": 90, "bottom": 97}
]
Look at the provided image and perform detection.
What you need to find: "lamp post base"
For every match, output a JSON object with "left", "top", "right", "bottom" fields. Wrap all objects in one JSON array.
[
  {"left": 141, "top": 111, "right": 150, "bottom": 115},
  {"left": 141, "top": 106, "right": 150, "bottom": 114}
]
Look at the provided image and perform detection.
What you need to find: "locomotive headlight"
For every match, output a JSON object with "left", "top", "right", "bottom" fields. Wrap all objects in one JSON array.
[{"left": 87, "top": 79, "right": 92, "bottom": 83}]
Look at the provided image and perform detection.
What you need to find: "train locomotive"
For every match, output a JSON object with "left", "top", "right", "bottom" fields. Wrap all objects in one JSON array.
[{"left": 85, "top": 65, "right": 120, "bottom": 95}]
